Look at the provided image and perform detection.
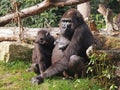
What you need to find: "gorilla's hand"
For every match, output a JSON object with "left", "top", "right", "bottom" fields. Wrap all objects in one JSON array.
[{"left": 31, "top": 75, "right": 44, "bottom": 85}]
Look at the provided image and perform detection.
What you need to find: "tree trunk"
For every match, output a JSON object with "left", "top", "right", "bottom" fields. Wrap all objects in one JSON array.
[
  {"left": 0, "top": 0, "right": 90, "bottom": 26},
  {"left": 77, "top": 1, "right": 91, "bottom": 21}
]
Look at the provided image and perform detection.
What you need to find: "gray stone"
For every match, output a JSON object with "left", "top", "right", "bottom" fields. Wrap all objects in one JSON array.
[{"left": 0, "top": 41, "right": 33, "bottom": 62}]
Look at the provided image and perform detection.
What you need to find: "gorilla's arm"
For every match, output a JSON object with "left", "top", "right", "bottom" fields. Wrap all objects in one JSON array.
[
  {"left": 32, "top": 43, "right": 41, "bottom": 63},
  {"left": 32, "top": 46, "right": 37, "bottom": 63},
  {"left": 35, "top": 44, "right": 42, "bottom": 62}
]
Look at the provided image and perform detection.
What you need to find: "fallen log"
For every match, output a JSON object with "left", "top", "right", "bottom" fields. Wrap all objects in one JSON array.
[
  {"left": 0, "top": 27, "right": 120, "bottom": 46},
  {"left": 87, "top": 31, "right": 120, "bottom": 59},
  {"left": 0, "top": 27, "right": 120, "bottom": 48},
  {"left": 0, "top": 27, "right": 60, "bottom": 42},
  {"left": 93, "top": 33, "right": 120, "bottom": 50},
  {"left": 87, "top": 49, "right": 120, "bottom": 60}
]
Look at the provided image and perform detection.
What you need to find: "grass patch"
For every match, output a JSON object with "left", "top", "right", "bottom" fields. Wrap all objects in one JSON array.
[{"left": 0, "top": 60, "right": 104, "bottom": 90}]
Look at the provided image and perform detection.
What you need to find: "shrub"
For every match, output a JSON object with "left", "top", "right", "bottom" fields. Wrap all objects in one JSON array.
[{"left": 87, "top": 53, "right": 118, "bottom": 90}]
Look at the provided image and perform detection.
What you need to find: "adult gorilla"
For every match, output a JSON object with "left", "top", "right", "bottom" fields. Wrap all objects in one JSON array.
[{"left": 32, "top": 9, "right": 94, "bottom": 84}]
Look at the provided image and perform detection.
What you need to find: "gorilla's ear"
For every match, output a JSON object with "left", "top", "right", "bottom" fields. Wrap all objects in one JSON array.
[
  {"left": 46, "top": 32, "right": 50, "bottom": 36},
  {"left": 37, "top": 31, "right": 41, "bottom": 35}
]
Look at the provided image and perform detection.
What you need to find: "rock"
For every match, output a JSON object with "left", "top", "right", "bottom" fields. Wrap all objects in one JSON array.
[{"left": 0, "top": 41, "right": 33, "bottom": 62}]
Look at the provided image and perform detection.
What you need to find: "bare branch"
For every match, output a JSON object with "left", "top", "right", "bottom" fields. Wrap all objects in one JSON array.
[
  {"left": 51, "top": 0, "right": 90, "bottom": 6},
  {"left": 98, "top": 4, "right": 115, "bottom": 32}
]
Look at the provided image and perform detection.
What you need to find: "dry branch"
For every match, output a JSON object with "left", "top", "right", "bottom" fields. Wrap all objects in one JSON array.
[
  {"left": 97, "top": 4, "right": 115, "bottom": 32},
  {"left": 0, "top": 0, "right": 90, "bottom": 26}
]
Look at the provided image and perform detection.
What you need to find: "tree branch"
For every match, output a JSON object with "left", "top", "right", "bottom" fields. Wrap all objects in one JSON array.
[
  {"left": 51, "top": 0, "right": 90, "bottom": 6},
  {"left": 97, "top": 4, "right": 115, "bottom": 32},
  {"left": 0, "top": 0, "right": 90, "bottom": 26}
]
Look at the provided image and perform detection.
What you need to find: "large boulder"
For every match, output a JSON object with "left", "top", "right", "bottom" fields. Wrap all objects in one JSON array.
[{"left": 0, "top": 41, "right": 33, "bottom": 62}]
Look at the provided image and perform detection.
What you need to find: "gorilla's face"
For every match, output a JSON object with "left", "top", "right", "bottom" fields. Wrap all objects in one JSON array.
[
  {"left": 60, "top": 18, "right": 72, "bottom": 34},
  {"left": 60, "top": 18, "right": 76, "bottom": 40},
  {"left": 59, "top": 9, "right": 84, "bottom": 40},
  {"left": 35, "top": 31, "right": 50, "bottom": 45}
]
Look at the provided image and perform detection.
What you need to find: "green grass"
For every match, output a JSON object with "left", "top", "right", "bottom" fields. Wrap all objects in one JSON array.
[{"left": 0, "top": 60, "right": 104, "bottom": 90}]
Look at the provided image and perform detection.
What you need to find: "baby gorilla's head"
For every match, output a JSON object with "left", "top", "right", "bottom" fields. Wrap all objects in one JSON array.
[{"left": 35, "top": 30, "right": 53, "bottom": 45}]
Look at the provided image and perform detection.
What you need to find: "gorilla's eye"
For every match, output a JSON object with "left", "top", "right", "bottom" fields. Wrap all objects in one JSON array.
[
  {"left": 67, "top": 20, "right": 72, "bottom": 22},
  {"left": 62, "top": 20, "right": 66, "bottom": 22},
  {"left": 61, "top": 18, "right": 72, "bottom": 22},
  {"left": 62, "top": 20, "right": 72, "bottom": 23}
]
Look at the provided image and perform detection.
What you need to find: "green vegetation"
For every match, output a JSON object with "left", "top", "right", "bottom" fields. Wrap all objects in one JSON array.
[
  {"left": 0, "top": 60, "right": 104, "bottom": 90},
  {"left": 87, "top": 53, "right": 118, "bottom": 90}
]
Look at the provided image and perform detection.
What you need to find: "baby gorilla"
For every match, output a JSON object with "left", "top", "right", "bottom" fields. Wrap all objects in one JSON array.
[{"left": 28, "top": 30, "right": 55, "bottom": 74}]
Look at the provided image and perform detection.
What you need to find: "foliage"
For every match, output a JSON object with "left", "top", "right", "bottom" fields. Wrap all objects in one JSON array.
[
  {"left": 0, "top": 60, "right": 104, "bottom": 90},
  {"left": 0, "top": 0, "right": 11, "bottom": 16},
  {"left": 90, "top": 14, "right": 105, "bottom": 29},
  {"left": 87, "top": 53, "right": 118, "bottom": 90},
  {"left": 108, "top": 0, "right": 120, "bottom": 13},
  {"left": 22, "top": 7, "right": 72, "bottom": 28}
]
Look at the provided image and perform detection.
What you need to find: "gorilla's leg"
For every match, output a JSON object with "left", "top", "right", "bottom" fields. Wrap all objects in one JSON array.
[
  {"left": 64, "top": 55, "right": 86, "bottom": 78},
  {"left": 69, "top": 55, "right": 84, "bottom": 68}
]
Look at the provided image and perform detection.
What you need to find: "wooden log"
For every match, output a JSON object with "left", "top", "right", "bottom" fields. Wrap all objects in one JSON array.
[
  {"left": 86, "top": 45, "right": 120, "bottom": 60},
  {"left": 0, "top": 27, "right": 60, "bottom": 42},
  {"left": 95, "top": 50, "right": 120, "bottom": 60},
  {"left": 93, "top": 33, "right": 120, "bottom": 50},
  {"left": 86, "top": 30, "right": 120, "bottom": 59},
  {"left": 0, "top": 27, "right": 120, "bottom": 47}
]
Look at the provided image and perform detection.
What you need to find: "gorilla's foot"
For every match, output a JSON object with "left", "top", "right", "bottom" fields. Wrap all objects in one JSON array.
[{"left": 31, "top": 75, "right": 44, "bottom": 85}]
